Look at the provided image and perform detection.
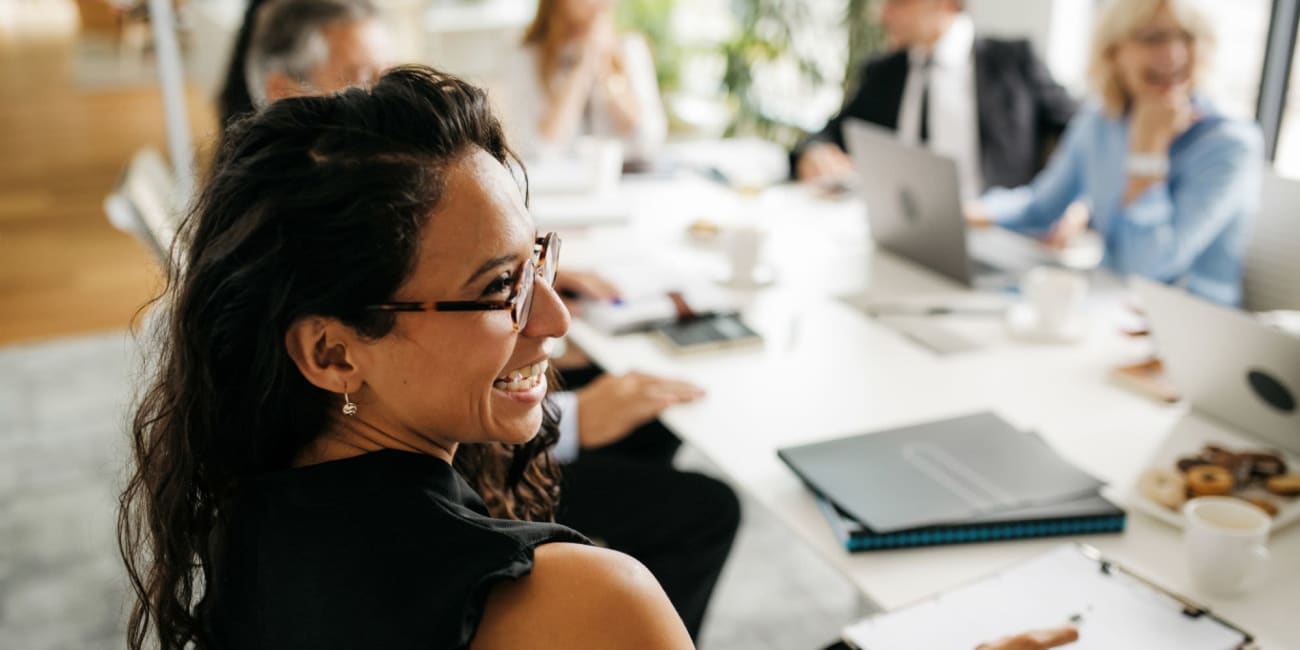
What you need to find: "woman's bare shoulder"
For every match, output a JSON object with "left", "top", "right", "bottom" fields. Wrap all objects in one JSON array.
[{"left": 471, "top": 542, "right": 693, "bottom": 650}]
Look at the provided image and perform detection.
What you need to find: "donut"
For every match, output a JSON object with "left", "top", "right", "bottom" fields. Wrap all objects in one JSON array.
[
  {"left": 1186, "top": 465, "right": 1235, "bottom": 497},
  {"left": 1201, "top": 445, "right": 1249, "bottom": 483},
  {"left": 1265, "top": 474, "right": 1300, "bottom": 497},
  {"left": 1139, "top": 468, "right": 1187, "bottom": 510}
]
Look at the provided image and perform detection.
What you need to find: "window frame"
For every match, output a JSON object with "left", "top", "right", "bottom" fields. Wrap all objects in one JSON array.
[{"left": 1257, "top": 0, "right": 1300, "bottom": 161}]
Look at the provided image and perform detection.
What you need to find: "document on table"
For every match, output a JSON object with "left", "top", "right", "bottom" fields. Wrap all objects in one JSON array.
[{"left": 843, "top": 545, "right": 1249, "bottom": 650}]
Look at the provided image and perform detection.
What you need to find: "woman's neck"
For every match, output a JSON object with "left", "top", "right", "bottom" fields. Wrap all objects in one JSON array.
[{"left": 294, "top": 416, "right": 457, "bottom": 468}]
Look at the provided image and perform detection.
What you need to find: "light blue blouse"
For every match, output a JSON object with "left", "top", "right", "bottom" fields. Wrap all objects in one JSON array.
[{"left": 982, "top": 98, "right": 1263, "bottom": 305}]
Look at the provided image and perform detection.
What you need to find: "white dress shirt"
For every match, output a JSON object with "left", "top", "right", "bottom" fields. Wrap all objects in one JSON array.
[
  {"left": 896, "top": 14, "right": 984, "bottom": 200},
  {"left": 551, "top": 390, "right": 582, "bottom": 464}
]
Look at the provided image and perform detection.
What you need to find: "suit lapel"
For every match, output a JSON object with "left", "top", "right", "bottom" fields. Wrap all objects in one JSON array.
[
  {"left": 972, "top": 39, "right": 1001, "bottom": 186},
  {"left": 867, "top": 51, "right": 909, "bottom": 130}
]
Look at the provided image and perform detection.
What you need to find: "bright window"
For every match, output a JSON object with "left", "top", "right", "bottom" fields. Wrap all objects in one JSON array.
[
  {"left": 1273, "top": 37, "right": 1300, "bottom": 179},
  {"left": 1196, "top": 0, "right": 1272, "bottom": 120}
]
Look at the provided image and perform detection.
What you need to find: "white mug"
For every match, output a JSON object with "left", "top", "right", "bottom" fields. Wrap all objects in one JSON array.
[
  {"left": 1021, "top": 266, "right": 1087, "bottom": 336},
  {"left": 1183, "top": 497, "right": 1271, "bottom": 596},
  {"left": 576, "top": 137, "right": 624, "bottom": 194},
  {"left": 723, "top": 225, "right": 768, "bottom": 288}
]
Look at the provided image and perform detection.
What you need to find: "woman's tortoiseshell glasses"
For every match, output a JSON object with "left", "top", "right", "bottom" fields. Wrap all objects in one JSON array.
[{"left": 364, "top": 232, "right": 561, "bottom": 332}]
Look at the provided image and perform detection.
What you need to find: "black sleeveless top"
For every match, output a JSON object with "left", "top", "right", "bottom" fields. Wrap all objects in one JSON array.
[{"left": 203, "top": 449, "right": 588, "bottom": 650}]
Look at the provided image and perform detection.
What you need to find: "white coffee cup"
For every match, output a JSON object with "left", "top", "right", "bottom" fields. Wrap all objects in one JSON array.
[
  {"left": 723, "top": 224, "right": 768, "bottom": 288},
  {"left": 1021, "top": 266, "right": 1087, "bottom": 336},
  {"left": 1183, "top": 497, "right": 1271, "bottom": 596},
  {"left": 576, "top": 137, "right": 624, "bottom": 194}
]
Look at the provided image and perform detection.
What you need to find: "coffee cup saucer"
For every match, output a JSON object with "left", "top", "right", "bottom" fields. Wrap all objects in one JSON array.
[
  {"left": 1005, "top": 303, "right": 1086, "bottom": 343},
  {"left": 716, "top": 266, "right": 777, "bottom": 289}
]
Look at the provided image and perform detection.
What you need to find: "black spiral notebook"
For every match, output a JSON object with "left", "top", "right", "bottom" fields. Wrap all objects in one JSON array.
[{"left": 778, "top": 412, "right": 1125, "bottom": 551}]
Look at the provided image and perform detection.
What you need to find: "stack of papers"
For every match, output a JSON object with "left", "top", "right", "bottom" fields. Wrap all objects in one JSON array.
[
  {"left": 579, "top": 263, "right": 739, "bottom": 335},
  {"left": 843, "top": 545, "right": 1249, "bottom": 649}
]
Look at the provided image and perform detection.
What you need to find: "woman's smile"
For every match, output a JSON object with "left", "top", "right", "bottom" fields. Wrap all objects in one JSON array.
[{"left": 492, "top": 357, "right": 551, "bottom": 404}]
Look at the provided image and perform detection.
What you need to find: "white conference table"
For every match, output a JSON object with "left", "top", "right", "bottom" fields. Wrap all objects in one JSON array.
[{"left": 554, "top": 170, "right": 1300, "bottom": 648}]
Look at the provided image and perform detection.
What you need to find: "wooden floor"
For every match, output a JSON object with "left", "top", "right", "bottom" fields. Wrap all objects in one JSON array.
[{"left": 0, "top": 30, "right": 216, "bottom": 345}]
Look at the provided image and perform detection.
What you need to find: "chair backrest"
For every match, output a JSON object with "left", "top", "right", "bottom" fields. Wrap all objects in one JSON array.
[
  {"left": 1243, "top": 170, "right": 1300, "bottom": 312},
  {"left": 103, "top": 147, "right": 181, "bottom": 269}
]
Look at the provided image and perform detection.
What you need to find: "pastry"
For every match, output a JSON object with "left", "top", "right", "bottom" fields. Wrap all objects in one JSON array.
[
  {"left": 1139, "top": 468, "right": 1187, "bottom": 510},
  {"left": 1242, "top": 497, "right": 1280, "bottom": 517},
  {"left": 1202, "top": 445, "right": 1239, "bottom": 470},
  {"left": 1175, "top": 456, "right": 1206, "bottom": 473},
  {"left": 1239, "top": 452, "right": 1288, "bottom": 480},
  {"left": 687, "top": 219, "right": 721, "bottom": 240},
  {"left": 1185, "top": 465, "right": 1234, "bottom": 497},
  {"left": 1265, "top": 474, "right": 1300, "bottom": 497},
  {"left": 1194, "top": 444, "right": 1255, "bottom": 483}
]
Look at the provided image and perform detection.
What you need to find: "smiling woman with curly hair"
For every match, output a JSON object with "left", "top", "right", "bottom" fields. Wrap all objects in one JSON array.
[{"left": 118, "top": 65, "right": 692, "bottom": 650}]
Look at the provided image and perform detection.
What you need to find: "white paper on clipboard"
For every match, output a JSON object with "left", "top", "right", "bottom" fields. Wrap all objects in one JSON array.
[{"left": 843, "top": 545, "right": 1252, "bottom": 650}]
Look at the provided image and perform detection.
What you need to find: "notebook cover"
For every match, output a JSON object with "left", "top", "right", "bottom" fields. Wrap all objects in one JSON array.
[
  {"left": 814, "top": 494, "right": 1125, "bottom": 552},
  {"left": 777, "top": 412, "right": 1105, "bottom": 533}
]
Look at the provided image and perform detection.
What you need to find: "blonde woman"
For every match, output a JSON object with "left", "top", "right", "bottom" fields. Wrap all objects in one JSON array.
[
  {"left": 975, "top": 0, "right": 1262, "bottom": 305},
  {"left": 504, "top": 0, "right": 667, "bottom": 162}
]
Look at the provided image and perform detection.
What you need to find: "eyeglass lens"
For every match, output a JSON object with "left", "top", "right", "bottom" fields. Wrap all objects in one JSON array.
[{"left": 516, "top": 236, "right": 561, "bottom": 331}]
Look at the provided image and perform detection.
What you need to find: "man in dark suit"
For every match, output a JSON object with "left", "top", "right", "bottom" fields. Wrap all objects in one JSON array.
[{"left": 795, "top": 0, "right": 1076, "bottom": 198}]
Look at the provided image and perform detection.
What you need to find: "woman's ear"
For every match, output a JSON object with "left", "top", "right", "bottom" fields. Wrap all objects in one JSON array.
[
  {"left": 284, "top": 316, "right": 366, "bottom": 395},
  {"left": 264, "top": 71, "right": 306, "bottom": 104}
]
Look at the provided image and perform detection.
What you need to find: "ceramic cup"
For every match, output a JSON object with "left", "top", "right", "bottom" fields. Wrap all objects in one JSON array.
[
  {"left": 1183, "top": 497, "right": 1271, "bottom": 596},
  {"left": 576, "top": 137, "right": 624, "bottom": 194},
  {"left": 1021, "top": 266, "right": 1088, "bottom": 337},
  {"left": 722, "top": 224, "right": 769, "bottom": 288}
]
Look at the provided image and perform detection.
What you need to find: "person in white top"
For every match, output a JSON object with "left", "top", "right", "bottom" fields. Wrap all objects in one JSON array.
[{"left": 505, "top": 0, "right": 667, "bottom": 162}]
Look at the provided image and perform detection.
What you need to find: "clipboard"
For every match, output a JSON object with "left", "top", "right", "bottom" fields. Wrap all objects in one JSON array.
[{"left": 842, "top": 544, "right": 1255, "bottom": 650}]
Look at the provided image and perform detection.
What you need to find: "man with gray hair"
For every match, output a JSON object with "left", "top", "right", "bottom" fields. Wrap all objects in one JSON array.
[{"left": 219, "top": 0, "right": 392, "bottom": 125}]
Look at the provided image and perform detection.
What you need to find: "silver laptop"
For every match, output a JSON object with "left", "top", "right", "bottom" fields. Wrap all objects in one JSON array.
[
  {"left": 1135, "top": 277, "right": 1300, "bottom": 454},
  {"left": 844, "top": 119, "right": 1043, "bottom": 288}
]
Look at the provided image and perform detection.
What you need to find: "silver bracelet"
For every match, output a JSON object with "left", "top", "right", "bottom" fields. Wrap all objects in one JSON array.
[{"left": 1126, "top": 152, "right": 1170, "bottom": 178}]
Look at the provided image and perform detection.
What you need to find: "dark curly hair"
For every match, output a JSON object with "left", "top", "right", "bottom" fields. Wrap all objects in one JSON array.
[{"left": 119, "top": 65, "right": 561, "bottom": 650}]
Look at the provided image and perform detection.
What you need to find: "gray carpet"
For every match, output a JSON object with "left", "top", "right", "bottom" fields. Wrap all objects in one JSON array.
[{"left": 0, "top": 330, "right": 860, "bottom": 649}]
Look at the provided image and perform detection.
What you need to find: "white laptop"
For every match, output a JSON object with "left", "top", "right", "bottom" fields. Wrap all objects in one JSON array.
[
  {"left": 1126, "top": 277, "right": 1300, "bottom": 530},
  {"left": 843, "top": 119, "right": 1059, "bottom": 288},
  {"left": 1137, "top": 277, "right": 1299, "bottom": 452}
]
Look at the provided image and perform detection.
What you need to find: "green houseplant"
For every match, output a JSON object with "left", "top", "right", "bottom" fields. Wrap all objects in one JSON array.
[{"left": 717, "top": 0, "right": 885, "bottom": 146}]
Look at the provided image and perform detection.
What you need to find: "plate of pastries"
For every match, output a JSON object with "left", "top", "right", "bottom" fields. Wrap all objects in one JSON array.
[{"left": 1131, "top": 439, "right": 1300, "bottom": 532}]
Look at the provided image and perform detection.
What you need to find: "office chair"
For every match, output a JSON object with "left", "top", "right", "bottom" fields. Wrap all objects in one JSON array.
[{"left": 103, "top": 147, "right": 181, "bottom": 269}]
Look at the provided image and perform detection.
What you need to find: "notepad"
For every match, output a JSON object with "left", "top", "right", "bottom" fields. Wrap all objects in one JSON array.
[
  {"left": 814, "top": 494, "right": 1124, "bottom": 552},
  {"left": 843, "top": 545, "right": 1251, "bottom": 650},
  {"left": 778, "top": 412, "right": 1106, "bottom": 533}
]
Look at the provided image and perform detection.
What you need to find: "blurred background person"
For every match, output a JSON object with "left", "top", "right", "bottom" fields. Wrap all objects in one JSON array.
[
  {"left": 793, "top": 0, "right": 1076, "bottom": 200},
  {"left": 972, "top": 0, "right": 1262, "bottom": 306},
  {"left": 503, "top": 0, "right": 667, "bottom": 164},
  {"left": 217, "top": 0, "right": 391, "bottom": 134}
]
